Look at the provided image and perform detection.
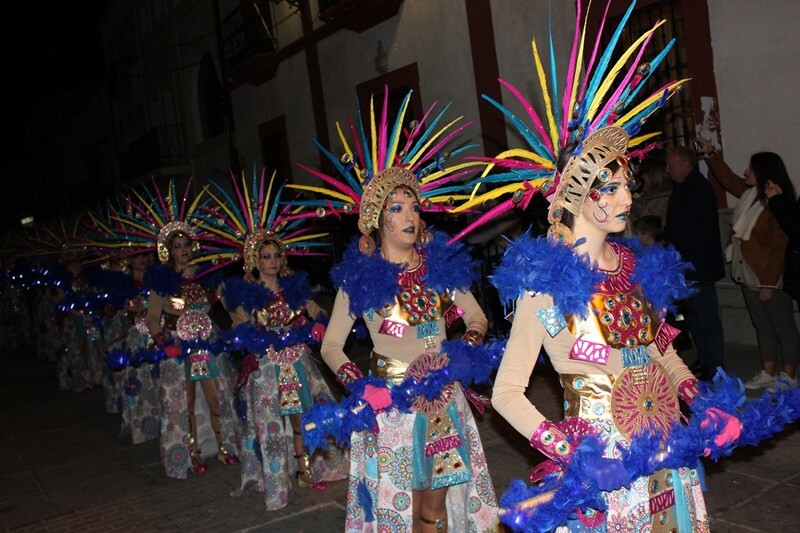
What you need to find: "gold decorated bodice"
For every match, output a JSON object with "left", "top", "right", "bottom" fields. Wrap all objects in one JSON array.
[
  {"left": 254, "top": 292, "right": 306, "bottom": 329},
  {"left": 566, "top": 243, "right": 660, "bottom": 350}
]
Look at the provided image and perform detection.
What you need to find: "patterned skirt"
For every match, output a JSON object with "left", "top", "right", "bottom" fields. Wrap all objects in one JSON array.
[
  {"left": 233, "top": 343, "right": 348, "bottom": 510},
  {"left": 344, "top": 384, "right": 499, "bottom": 532}
]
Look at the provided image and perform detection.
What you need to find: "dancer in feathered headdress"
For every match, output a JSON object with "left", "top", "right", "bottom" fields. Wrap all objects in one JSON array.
[
  {"left": 78, "top": 198, "right": 161, "bottom": 440},
  {"left": 198, "top": 169, "right": 348, "bottom": 509},
  {"left": 114, "top": 177, "right": 240, "bottom": 479},
  {"left": 31, "top": 214, "right": 111, "bottom": 391},
  {"left": 451, "top": 0, "right": 687, "bottom": 246},
  {"left": 478, "top": 2, "right": 798, "bottom": 532},
  {"left": 295, "top": 87, "right": 501, "bottom": 532}
]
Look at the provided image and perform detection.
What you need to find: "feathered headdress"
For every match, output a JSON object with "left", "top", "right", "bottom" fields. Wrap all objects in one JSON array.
[
  {"left": 451, "top": 0, "right": 688, "bottom": 244},
  {"left": 195, "top": 168, "right": 330, "bottom": 274},
  {"left": 288, "top": 86, "right": 481, "bottom": 254},
  {"left": 111, "top": 178, "right": 209, "bottom": 265},
  {"left": 26, "top": 214, "right": 87, "bottom": 262}
]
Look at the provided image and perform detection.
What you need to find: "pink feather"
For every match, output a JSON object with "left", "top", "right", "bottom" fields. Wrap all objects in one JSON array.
[
  {"left": 447, "top": 197, "right": 520, "bottom": 244},
  {"left": 498, "top": 79, "right": 553, "bottom": 155},
  {"left": 561, "top": 0, "right": 583, "bottom": 138},
  {"left": 378, "top": 85, "right": 389, "bottom": 169},
  {"left": 577, "top": 0, "right": 612, "bottom": 104},
  {"left": 294, "top": 163, "right": 360, "bottom": 202}
]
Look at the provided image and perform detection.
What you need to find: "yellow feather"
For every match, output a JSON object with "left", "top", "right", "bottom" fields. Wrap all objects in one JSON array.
[
  {"left": 370, "top": 95, "right": 378, "bottom": 175},
  {"left": 452, "top": 180, "right": 545, "bottom": 213},
  {"left": 425, "top": 194, "right": 470, "bottom": 202},
  {"left": 628, "top": 132, "right": 661, "bottom": 148},
  {"left": 241, "top": 177, "right": 254, "bottom": 233},
  {"left": 586, "top": 21, "right": 665, "bottom": 122},
  {"left": 201, "top": 224, "right": 239, "bottom": 241},
  {"left": 336, "top": 122, "right": 356, "bottom": 178},
  {"left": 420, "top": 161, "right": 485, "bottom": 185},
  {"left": 110, "top": 215, "right": 156, "bottom": 236},
  {"left": 284, "top": 232, "right": 329, "bottom": 245},
  {"left": 131, "top": 189, "right": 165, "bottom": 228},
  {"left": 87, "top": 213, "right": 115, "bottom": 236},
  {"left": 533, "top": 39, "right": 559, "bottom": 150},
  {"left": 405, "top": 116, "right": 463, "bottom": 169},
  {"left": 566, "top": 0, "right": 592, "bottom": 124},
  {"left": 614, "top": 79, "right": 689, "bottom": 125},
  {"left": 186, "top": 186, "right": 206, "bottom": 224},
  {"left": 285, "top": 184, "right": 354, "bottom": 204},
  {"left": 261, "top": 170, "right": 278, "bottom": 228},
  {"left": 386, "top": 95, "right": 411, "bottom": 168},
  {"left": 204, "top": 190, "right": 246, "bottom": 235}
]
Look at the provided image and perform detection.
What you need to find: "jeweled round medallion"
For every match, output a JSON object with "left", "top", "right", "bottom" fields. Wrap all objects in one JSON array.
[{"left": 610, "top": 361, "right": 680, "bottom": 439}]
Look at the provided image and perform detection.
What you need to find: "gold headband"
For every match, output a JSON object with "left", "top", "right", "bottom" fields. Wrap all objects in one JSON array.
[
  {"left": 156, "top": 221, "right": 198, "bottom": 264},
  {"left": 547, "top": 126, "right": 630, "bottom": 243},
  {"left": 243, "top": 229, "right": 284, "bottom": 273},
  {"left": 358, "top": 167, "right": 420, "bottom": 236}
]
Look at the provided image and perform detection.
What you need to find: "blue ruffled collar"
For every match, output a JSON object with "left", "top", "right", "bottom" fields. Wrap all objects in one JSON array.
[
  {"left": 330, "top": 230, "right": 479, "bottom": 316},
  {"left": 491, "top": 233, "right": 692, "bottom": 317},
  {"left": 223, "top": 271, "right": 311, "bottom": 314}
]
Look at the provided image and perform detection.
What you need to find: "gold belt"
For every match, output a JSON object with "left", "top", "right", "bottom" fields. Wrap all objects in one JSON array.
[
  {"left": 370, "top": 352, "right": 409, "bottom": 385},
  {"left": 561, "top": 373, "right": 615, "bottom": 421}
]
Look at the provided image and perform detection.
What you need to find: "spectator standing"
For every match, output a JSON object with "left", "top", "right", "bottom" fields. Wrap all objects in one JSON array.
[
  {"left": 663, "top": 146, "right": 726, "bottom": 379},
  {"left": 697, "top": 138, "right": 799, "bottom": 390},
  {"left": 631, "top": 158, "right": 672, "bottom": 226},
  {"left": 765, "top": 178, "right": 800, "bottom": 308}
]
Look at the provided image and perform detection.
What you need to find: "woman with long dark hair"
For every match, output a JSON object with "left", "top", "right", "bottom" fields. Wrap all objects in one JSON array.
[{"left": 696, "top": 138, "right": 799, "bottom": 390}]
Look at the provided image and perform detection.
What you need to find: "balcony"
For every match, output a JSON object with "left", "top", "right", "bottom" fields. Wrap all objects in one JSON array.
[
  {"left": 221, "top": 1, "right": 279, "bottom": 86},
  {"left": 125, "top": 125, "right": 187, "bottom": 178},
  {"left": 318, "top": 0, "right": 404, "bottom": 32}
]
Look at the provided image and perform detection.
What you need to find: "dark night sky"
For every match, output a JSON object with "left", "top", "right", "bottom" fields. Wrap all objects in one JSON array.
[{"left": 2, "top": 2, "right": 109, "bottom": 158}]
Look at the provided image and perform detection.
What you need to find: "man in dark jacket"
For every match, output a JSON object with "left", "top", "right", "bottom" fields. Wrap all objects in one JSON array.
[{"left": 664, "top": 146, "right": 726, "bottom": 379}]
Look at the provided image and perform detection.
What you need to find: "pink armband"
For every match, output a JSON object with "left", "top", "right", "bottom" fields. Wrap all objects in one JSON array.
[{"left": 335, "top": 361, "right": 364, "bottom": 386}]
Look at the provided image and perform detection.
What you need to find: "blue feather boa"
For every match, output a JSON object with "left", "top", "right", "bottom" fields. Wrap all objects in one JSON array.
[
  {"left": 492, "top": 233, "right": 692, "bottom": 318},
  {"left": 500, "top": 370, "right": 800, "bottom": 532},
  {"left": 223, "top": 272, "right": 311, "bottom": 314},
  {"left": 82, "top": 268, "right": 140, "bottom": 309},
  {"left": 145, "top": 264, "right": 222, "bottom": 296},
  {"left": 301, "top": 339, "right": 505, "bottom": 452},
  {"left": 219, "top": 313, "right": 328, "bottom": 353},
  {"left": 331, "top": 230, "right": 479, "bottom": 316}
]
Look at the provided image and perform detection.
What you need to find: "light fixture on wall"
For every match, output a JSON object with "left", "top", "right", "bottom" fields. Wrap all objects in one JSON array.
[{"left": 374, "top": 40, "right": 388, "bottom": 75}]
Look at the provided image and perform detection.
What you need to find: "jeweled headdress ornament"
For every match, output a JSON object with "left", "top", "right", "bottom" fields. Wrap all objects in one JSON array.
[
  {"left": 196, "top": 168, "right": 329, "bottom": 274},
  {"left": 451, "top": 0, "right": 687, "bottom": 244},
  {"left": 111, "top": 178, "right": 208, "bottom": 265},
  {"left": 288, "top": 87, "right": 482, "bottom": 254}
]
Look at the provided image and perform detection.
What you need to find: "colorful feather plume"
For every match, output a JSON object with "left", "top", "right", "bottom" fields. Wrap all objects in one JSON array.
[
  {"left": 450, "top": 0, "right": 688, "bottom": 243},
  {"left": 194, "top": 167, "right": 330, "bottom": 272},
  {"left": 288, "top": 86, "right": 482, "bottom": 219}
]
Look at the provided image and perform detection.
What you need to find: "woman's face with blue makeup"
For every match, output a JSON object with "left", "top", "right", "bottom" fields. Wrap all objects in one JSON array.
[
  {"left": 258, "top": 243, "right": 283, "bottom": 277},
  {"left": 379, "top": 186, "right": 421, "bottom": 249},
  {"left": 170, "top": 234, "right": 192, "bottom": 268},
  {"left": 580, "top": 168, "right": 633, "bottom": 235}
]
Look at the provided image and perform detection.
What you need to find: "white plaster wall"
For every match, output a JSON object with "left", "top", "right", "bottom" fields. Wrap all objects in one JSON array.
[
  {"left": 492, "top": 0, "right": 576, "bottom": 150},
  {"left": 233, "top": 0, "right": 486, "bottom": 185},
  {"left": 231, "top": 52, "right": 317, "bottom": 178},
  {"left": 704, "top": 0, "right": 800, "bottom": 348},
  {"left": 315, "top": 0, "right": 482, "bottom": 175},
  {"left": 707, "top": 0, "right": 800, "bottom": 203}
]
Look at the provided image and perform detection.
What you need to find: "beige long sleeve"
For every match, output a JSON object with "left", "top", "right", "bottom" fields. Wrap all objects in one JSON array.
[
  {"left": 320, "top": 288, "right": 488, "bottom": 375},
  {"left": 492, "top": 291, "right": 698, "bottom": 442}
]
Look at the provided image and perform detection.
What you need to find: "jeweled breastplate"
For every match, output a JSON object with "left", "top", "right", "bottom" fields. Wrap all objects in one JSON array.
[
  {"left": 567, "top": 244, "right": 660, "bottom": 350},
  {"left": 376, "top": 256, "right": 463, "bottom": 351},
  {"left": 173, "top": 281, "right": 212, "bottom": 341},
  {"left": 254, "top": 292, "right": 306, "bottom": 329}
]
